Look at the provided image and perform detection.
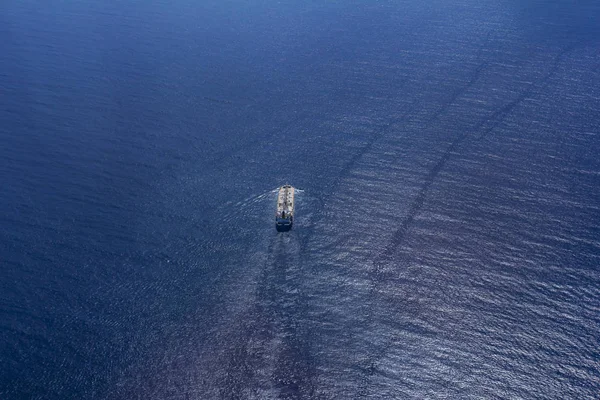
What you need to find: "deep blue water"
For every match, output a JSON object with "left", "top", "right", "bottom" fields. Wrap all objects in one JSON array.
[{"left": 1, "top": 0, "right": 600, "bottom": 398}]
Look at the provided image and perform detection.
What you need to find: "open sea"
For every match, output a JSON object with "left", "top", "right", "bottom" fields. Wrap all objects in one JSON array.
[{"left": 1, "top": 0, "right": 599, "bottom": 398}]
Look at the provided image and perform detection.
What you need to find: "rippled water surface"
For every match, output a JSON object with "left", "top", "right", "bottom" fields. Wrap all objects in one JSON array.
[{"left": 1, "top": 0, "right": 599, "bottom": 399}]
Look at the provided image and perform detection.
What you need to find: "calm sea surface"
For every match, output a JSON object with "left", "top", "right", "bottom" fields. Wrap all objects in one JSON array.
[{"left": 1, "top": 0, "right": 599, "bottom": 398}]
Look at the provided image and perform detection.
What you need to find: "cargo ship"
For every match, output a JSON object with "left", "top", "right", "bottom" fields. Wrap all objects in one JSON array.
[{"left": 275, "top": 185, "right": 295, "bottom": 231}]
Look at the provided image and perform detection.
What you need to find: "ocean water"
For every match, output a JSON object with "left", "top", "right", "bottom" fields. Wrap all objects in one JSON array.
[{"left": 1, "top": 0, "right": 599, "bottom": 398}]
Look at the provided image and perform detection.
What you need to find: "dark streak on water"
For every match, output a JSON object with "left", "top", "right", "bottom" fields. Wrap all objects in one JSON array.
[{"left": 1, "top": 0, "right": 600, "bottom": 399}]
